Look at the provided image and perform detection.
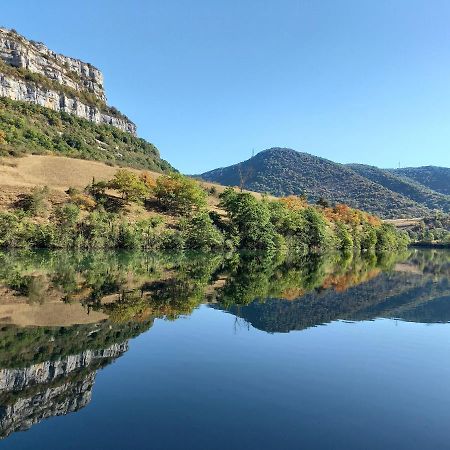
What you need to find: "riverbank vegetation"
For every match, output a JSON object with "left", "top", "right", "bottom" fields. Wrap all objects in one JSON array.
[
  {"left": 407, "top": 214, "right": 450, "bottom": 247},
  {"left": 0, "top": 168, "right": 409, "bottom": 255}
]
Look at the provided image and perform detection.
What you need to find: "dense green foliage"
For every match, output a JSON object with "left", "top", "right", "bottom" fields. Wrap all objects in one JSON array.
[
  {"left": 199, "top": 148, "right": 448, "bottom": 218},
  {"left": 404, "top": 213, "right": 450, "bottom": 246},
  {"left": 0, "top": 97, "right": 174, "bottom": 171},
  {"left": 0, "top": 171, "right": 409, "bottom": 254},
  {"left": 392, "top": 166, "right": 450, "bottom": 196},
  {"left": 349, "top": 163, "right": 450, "bottom": 213},
  {"left": 218, "top": 188, "right": 408, "bottom": 255}
]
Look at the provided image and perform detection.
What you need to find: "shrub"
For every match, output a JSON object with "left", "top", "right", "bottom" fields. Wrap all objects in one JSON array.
[
  {"left": 70, "top": 193, "right": 96, "bottom": 211},
  {"left": 154, "top": 173, "right": 207, "bottom": 215},
  {"left": 55, "top": 203, "right": 80, "bottom": 227},
  {"left": 19, "top": 186, "right": 51, "bottom": 217},
  {"left": 140, "top": 172, "right": 156, "bottom": 190},
  {"left": 109, "top": 169, "right": 149, "bottom": 202}
]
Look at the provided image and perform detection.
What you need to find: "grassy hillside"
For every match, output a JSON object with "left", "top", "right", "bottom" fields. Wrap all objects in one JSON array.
[
  {"left": 0, "top": 97, "right": 174, "bottom": 172},
  {"left": 348, "top": 164, "right": 450, "bottom": 212},
  {"left": 391, "top": 166, "right": 450, "bottom": 196},
  {"left": 199, "top": 148, "right": 433, "bottom": 218}
]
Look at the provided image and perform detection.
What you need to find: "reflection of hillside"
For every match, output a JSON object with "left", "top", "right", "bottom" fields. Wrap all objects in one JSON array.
[
  {"left": 0, "top": 286, "right": 108, "bottom": 327},
  {"left": 0, "top": 248, "right": 447, "bottom": 440},
  {"left": 0, "top": 342, "right": 127, "bottom": 393},
  {"left": 215, "top": 266, "right": 450, "bottom": 333},
  {"left": 351, "top": 277, "right": 450, "bottom": 323}
]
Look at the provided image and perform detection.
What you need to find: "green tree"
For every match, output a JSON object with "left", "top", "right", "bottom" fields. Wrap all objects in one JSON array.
[
  {"left": 181, "top": 212, "right": 224, "bottom": 250},
  {"left": 219, "top": 188, "right": 277, "bottom": 252},
  {"left": 299, "top": 207, "right": 329, "bottom": 251},
  {"left": 109, "top": 169, "right": 149, "bottom": 202},
  {"left": 336, "top": 222, "right": 354, "bottom": 254},
  {"left": 154, "top": 173, "right": 207, "bottom": 215}
]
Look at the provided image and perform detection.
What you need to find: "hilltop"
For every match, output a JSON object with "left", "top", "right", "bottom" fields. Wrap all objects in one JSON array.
[{"left": 199, "top": 148, "right": 450, "bottom": 218}]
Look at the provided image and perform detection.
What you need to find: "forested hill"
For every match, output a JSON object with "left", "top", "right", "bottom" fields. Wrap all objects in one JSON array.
[
  {"left": 199, "top": 148, "right": 449, "bottom": 219},
  {"left": 347, "top": 164, "right": 450, "bottom": 213},
  {"left": 390, "top": 166, "right": 450, "bottom": 196}
]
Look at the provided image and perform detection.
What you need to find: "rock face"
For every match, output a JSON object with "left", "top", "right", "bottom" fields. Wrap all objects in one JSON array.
[
  {"left": 0, "top": 74, "right": 136, "bottom": 134},
  {"left": 0, "top": 28, "right": 105, "bottom": 101},
  {"left": 0, "top": 28, "right": 136, "bottom": 135}
]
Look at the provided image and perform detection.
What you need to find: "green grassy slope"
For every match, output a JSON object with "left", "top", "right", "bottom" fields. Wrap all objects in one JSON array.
[{"left": 0, "top": 97, "right": 174, "bottom": 172}]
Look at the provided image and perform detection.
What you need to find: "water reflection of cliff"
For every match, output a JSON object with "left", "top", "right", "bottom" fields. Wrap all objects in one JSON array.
[
  {"left": 0, "top": 342, "right": 127, "bottom": 439},
  {"left": 0, "top": 249, "right": 448, "bottom": 439},
  {"left": 0, "top": 319, "right": 153, "bottom": 439}
]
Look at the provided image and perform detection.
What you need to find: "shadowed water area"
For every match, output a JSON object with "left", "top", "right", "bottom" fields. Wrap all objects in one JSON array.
[{"left": 0, "top": 249, "right": 449, "bottom": 449}]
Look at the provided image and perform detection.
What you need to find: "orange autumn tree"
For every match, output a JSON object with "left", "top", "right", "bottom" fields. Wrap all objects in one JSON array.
[
  {"left": 324, "top": 204, "right": 381, "bottom": 228},
  {"left": 140, "top": 172, "right": 157, "bottom": 190},
  {"left": 279, "top": 195, "right": 308, "bottom": 211}
]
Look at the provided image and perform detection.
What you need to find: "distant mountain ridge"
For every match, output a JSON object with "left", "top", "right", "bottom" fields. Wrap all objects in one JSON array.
[
  {"left": 390, "top": 166, "right": 450, "bottom": 196},
  {"left": 199, "top": 148, "right": 450, "bottom": 218}
]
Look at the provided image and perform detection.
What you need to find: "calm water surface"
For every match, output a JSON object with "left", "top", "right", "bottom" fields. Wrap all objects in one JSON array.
[{"left": 0, "top": 249, "right": 449, "bottom": 449}]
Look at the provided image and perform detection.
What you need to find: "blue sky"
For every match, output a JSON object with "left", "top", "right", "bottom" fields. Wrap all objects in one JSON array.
[{"left": 2, "top": 0, "right": 450, "bottom": 173}]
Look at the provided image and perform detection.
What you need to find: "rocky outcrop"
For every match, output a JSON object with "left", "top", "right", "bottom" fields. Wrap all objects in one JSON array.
[
  {"left": 0, "top": 342, "right": 128, "bottom": 393},
  {"left": 0, "top": 28, "right": 105, "bottom": 101},
  {"left": 0, "top": 73, "right": 136, "bottom": 134},
  {"left": 0, "top": 28, "right": 136, "bottom": 135}
]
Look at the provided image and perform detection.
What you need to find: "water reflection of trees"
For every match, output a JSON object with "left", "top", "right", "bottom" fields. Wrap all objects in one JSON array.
[{"left": 0, "top": 249, "right": 448, "bottom": 326}]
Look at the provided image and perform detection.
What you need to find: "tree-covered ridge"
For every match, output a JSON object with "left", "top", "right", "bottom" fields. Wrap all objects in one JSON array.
[
  {"left": 348, "top": 164, "right": 450, "bottom": 213},
  {"left": 391, "top": 166, "right": 450, "bottom": 196},
  {"left": 0, "top": 98, "right": 174, "bottom": 171},
  {"left": 199, "top": 148, "right": 448, "bottom": 218}
]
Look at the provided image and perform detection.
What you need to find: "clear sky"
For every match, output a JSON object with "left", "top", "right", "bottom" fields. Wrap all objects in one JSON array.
[{"left": 2, "top": 0, "right": 450, "bottom": 173}]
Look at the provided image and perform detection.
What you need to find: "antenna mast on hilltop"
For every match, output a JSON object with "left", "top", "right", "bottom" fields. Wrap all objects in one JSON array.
[{"left": 252, "top": 148, "right": 255, "bottom": 157}]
